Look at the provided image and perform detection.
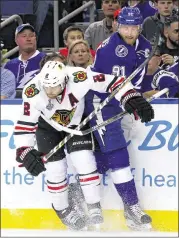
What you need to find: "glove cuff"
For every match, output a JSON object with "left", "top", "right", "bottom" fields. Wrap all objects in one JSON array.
[
  {"left": 16, "top": 146, "right": 34, "bottom": 163},
  {"left": 121, "top": 89, "right": 141, "bottom": 108},
  {"left": 20, "top": 147, "right": 34, "bottom": 161}
]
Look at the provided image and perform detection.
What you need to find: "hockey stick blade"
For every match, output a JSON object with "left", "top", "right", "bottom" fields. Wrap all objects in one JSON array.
[{"left": 42, "top": 29, "right": 160, "bottom": 163}]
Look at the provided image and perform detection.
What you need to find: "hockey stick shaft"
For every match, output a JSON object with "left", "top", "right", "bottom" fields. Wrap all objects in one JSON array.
[
  {"left": 42, "top": 88, "right": 166, "bottom": 163},
  {"left": 42, "top": 31, "right": 160, "bottom": 162},
  {"left": 76, "top": 88, "right": 169, "bottom": 135},
  {"left": 48, "top": 88, "right": 169, "bottom": 136}
]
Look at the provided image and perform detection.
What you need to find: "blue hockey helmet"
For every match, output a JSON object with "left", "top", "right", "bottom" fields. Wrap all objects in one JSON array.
[{"left": 117, "top": 7, "right": 143, "bottom": 26}]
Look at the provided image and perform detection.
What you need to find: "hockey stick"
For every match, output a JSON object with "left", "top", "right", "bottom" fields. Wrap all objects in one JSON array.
[
  {"left": 42, "top": 30, "right": 160, "bottom": 163},
  {"left": 45, "top": 88, "right": 169, "bottom": 136}
]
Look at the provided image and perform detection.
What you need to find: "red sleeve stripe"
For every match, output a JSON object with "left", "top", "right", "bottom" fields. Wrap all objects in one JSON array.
[{"left": 15, "top": 125, "right": 38, "bottom": 132}]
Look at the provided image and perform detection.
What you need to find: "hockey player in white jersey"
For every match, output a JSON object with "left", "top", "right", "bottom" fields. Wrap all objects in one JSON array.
[{"left": 14, "top": 61, "right": 154, "bottom": 230}]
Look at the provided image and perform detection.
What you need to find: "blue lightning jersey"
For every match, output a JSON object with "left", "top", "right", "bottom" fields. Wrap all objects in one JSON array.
[
  {"left": 3, "top": 51, "right": 45, "bottom": 89},
  {"left": 141, "top": 68, "right": 179, "bottom": 98},
  {"left": 85, "top": 32, "right": 151, "bottom": 152}
]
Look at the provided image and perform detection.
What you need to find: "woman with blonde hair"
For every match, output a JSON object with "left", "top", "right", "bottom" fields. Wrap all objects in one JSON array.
[{"left": 67, "top": 40, "right": 93, "bottom": 68}]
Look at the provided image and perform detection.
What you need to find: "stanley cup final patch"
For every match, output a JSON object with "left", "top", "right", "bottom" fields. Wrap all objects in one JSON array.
[
  {"left": 24, "top": 84, "right": 39, "bottom": 98},
  {"left": 73, "top": 71, "right": 87, "bottom": 83}
]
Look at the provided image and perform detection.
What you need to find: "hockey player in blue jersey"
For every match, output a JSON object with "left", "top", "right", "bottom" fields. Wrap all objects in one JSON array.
[{"left": 85, "top": 7, "right": 153, "bottom": 230}]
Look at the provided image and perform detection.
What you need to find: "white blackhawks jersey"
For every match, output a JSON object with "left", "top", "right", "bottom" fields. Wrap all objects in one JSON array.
[{"left": 14, "top": 66, "right": 133, "bottom": 149}]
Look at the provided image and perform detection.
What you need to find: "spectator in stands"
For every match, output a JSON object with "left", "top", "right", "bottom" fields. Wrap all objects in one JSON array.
[
  {"left": 160, "top": 15, "right": 179, "bottom": 68},
  {"left": 96, "top": 8, "right": 121, "bottom": 48},
  {"left": 84, "top": 0, "right": 122, "bottom": 50},
  {"left": 3, "top": 24, "right": 45, "bottom": 92},
  {"left": 142, "top": 0, "right": 174, "bottom": 43},
  {"left": 0, "top": 68, "right": 16, "bottom": 99},
  {"left": 173, "top": 0, "right": 179, "bottom": 8},
  {"left": 122, "top": 1, "right": 157, "bottom": 21},
  {"left": 141, "top": 49, "right": 179, "bottom": 98},
  {"left": 59, "top": 26, "right": 95, "bottom": 58},
  {"left": 67, "top": 40, "right": 93, "bottom": 68}
]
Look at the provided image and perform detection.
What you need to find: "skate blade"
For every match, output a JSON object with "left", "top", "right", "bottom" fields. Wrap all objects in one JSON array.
[
  {"left": 87, "top": 223, "right": 102, "bottom": 231},
  {"left": 126, "top": 220, "right": 152, "bottom": 231},
  {"left": 67, "top": 226, "right": 88, "bottom": 232}
]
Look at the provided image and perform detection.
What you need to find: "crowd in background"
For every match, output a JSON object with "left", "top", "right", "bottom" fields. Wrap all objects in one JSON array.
[{"left": 0, "top": 0, "right": 179, "bottom": 99}]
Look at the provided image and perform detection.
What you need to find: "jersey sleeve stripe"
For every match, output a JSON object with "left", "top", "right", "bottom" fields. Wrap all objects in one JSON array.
[
  {"left": 14, "top": 132, "right": 36, "bottom": 135},
  {"left": 17, "top": 120, "right": 37, "bottom": 126},
  {"left": 15, "top": 125, "right": 38, "bottom": 132}
]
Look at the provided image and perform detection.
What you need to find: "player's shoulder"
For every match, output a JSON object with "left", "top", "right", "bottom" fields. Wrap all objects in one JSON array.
[
  {"left": 138, "top": 34, "right": 151, "bottom": 47},
  {"left": 96, "top": 32, "right": 117, "bottom": 51},
  {"left": 66, "top": 66, "right": 88, "bottom": 83},
  {"left": 22, "top": 75, "right": 41, "bottom": 101},
  {"left": 136, "top": 35, "right": 151, "bottom": 57},
  {"left": 66, "top": 66, "right": 87, "bottom": 75}
]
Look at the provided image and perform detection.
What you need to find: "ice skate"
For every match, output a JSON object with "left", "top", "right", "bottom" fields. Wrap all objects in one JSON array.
[
  {"left": 86, "top": 202, "right": 104, "bottom": 231},
  {"left": 124, "top": 203, "right": 152, "bottom": 231},
  {"left": 53, "top": 205, "right": 86, "bottom": 231}
]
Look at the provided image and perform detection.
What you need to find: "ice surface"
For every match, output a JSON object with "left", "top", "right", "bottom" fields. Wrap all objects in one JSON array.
[{"left": 1, "top": 229, "right": 178, "bottom": 237}]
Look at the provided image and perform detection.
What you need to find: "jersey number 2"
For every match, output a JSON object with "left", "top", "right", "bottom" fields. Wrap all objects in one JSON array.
[{"left": 24, "top": 102, "right": 30, "bottom": 116}]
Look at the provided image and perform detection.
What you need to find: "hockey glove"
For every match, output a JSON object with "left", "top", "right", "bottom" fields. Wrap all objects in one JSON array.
[
  {"left": 16, "top": 147, "right": 46, "bottom": 176},
  {"left": 121, "top": 89, "right": 154, "bottom": 123}
]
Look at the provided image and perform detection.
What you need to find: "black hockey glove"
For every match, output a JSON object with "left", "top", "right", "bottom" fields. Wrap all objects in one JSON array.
[
  {"left": 121, "top": 89, "right": 154, "bottom": 123},
  {"left": 16, "top": 147, "right": 46, "bottom": 176}
]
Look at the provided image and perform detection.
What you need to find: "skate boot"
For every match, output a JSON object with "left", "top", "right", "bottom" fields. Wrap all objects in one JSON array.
[
  {"left": 53, "top": 205, "right": 86, "bottom": 230},
  {"left": 124, "top": 203, "right": 152, "bottom": 231},
  {"left": 87, "top": 202, "right": 104, "bottom": 226}
]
